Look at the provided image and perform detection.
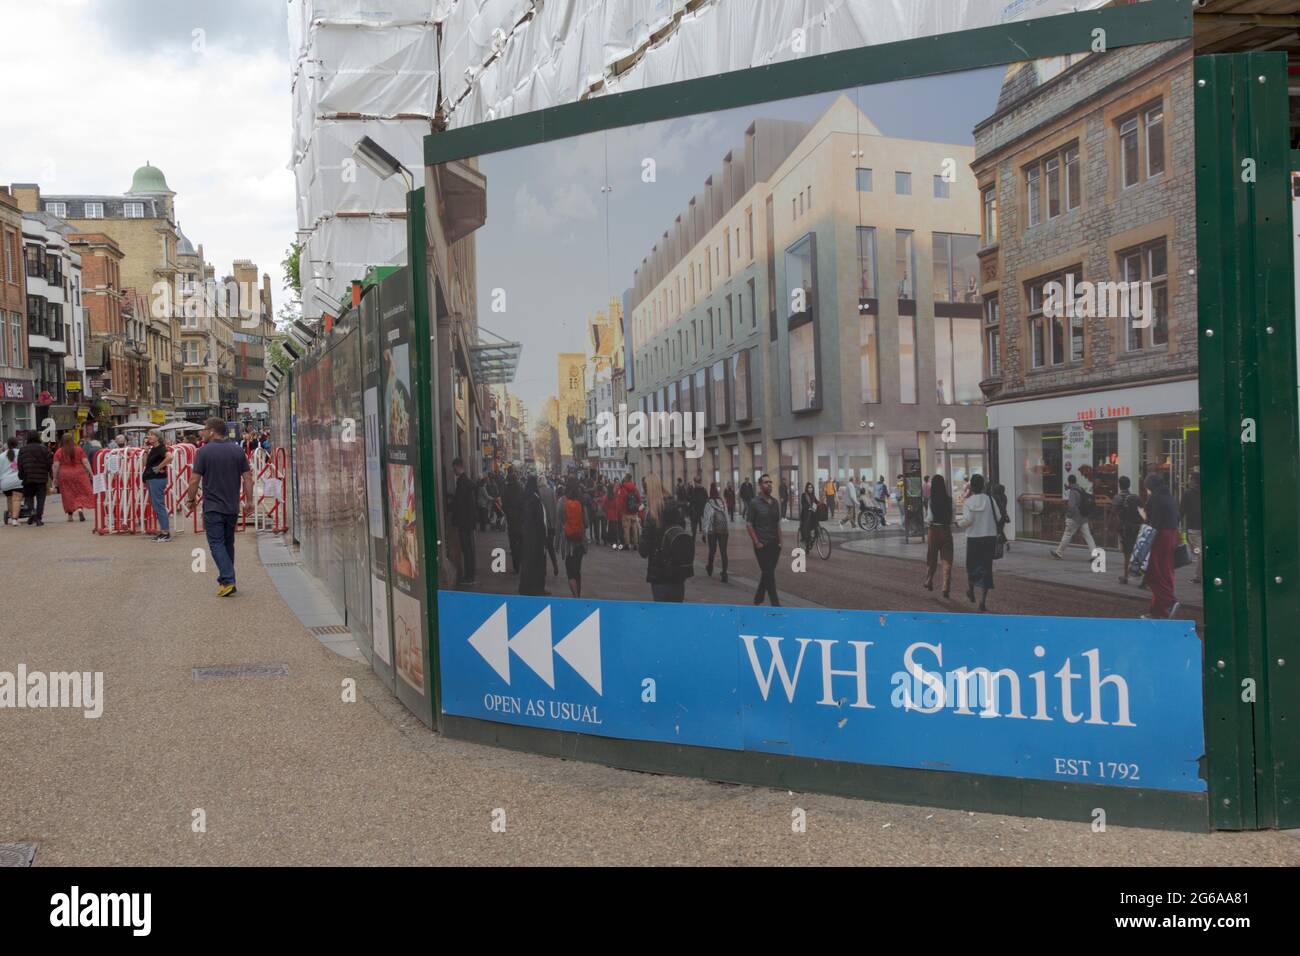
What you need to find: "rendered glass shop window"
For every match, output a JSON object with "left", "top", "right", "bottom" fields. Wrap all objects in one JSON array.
[{"left": 785, "top": 233, "right": 819, "bottom": 412}]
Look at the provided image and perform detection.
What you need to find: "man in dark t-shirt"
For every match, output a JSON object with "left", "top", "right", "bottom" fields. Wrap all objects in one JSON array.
[
  {"left": 185, "top": 417, "right": 253, "bottom": 596},
  {"left": 746, "top": 474, "right": 782, "bottom": 607}
]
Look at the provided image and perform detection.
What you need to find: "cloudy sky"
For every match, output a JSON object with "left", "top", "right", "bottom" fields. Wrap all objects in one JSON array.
[{"left": 0, "top": 0, "right": 294, "bottom": 302}]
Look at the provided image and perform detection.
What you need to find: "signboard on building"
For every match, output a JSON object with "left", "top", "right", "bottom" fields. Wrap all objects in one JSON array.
[{"left": 1, "top": 379, "right": 35, "bottom": 403}]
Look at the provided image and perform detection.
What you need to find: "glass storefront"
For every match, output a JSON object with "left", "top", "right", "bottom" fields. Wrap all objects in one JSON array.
[{"left": 1013, "top": 412, "right": 1199, "bottom": 547}]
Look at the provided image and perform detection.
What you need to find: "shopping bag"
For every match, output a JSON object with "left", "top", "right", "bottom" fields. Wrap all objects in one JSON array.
[{"left": 1129, "top": 524, "right": 1155, "bottom": 577}]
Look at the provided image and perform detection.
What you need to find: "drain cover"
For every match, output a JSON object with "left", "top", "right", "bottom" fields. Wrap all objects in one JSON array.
[
  {"left": 0, "top": 843, "right": 37, "bottom": 867},
  {"left": 309, "top": 625, "right": 350, "bottom": 636},
  {"left": 264, "top": 561, "right": 301, "bottom": 568},
  {"left": 192, "top": 663, "right": 290, "bottom": 680}
]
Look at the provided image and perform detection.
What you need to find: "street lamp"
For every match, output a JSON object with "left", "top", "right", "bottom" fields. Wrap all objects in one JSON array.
[{"left": 353, "top": 135, "right": 414, "bottom": 192}]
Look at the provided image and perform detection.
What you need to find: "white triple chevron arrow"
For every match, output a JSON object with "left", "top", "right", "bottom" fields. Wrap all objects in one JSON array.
[{"left": 467, "top": 604, "right": 602, "bottom": 695}]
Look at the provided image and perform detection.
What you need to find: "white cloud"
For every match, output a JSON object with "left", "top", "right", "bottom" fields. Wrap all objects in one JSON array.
[
  {"left": 513, "top": 181, "right": 600, "bottom": 234},
  {"left": 0, "top": 0, "right": 295, "bottom": 298}
]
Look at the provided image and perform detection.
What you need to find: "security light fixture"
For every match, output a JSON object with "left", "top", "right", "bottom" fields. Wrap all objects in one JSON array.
[
  {"left": 353, "top": 134, "right": 413, "bottom": 191},
  {"left": 353, "top": 135, "right": 414, "bottom": 190},
  {"left": 281, "top": 339, "right": 302, "bottom": 361}
]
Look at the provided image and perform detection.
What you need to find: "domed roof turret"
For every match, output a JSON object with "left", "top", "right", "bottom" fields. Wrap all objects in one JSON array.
[{"left": 127, "top": 162, "right": 173, "bottom": 195}]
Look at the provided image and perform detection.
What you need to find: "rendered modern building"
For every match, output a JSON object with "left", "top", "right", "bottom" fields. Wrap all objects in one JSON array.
[{"left": 627, "top": 95, "right": 985, "bottom": 496}]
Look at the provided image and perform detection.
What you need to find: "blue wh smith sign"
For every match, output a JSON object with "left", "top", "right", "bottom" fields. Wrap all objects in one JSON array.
[{"left": 438, "top": 592, "right": 1206, "bottom": 792}]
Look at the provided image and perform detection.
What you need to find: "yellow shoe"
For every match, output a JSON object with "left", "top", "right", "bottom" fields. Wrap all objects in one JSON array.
[{"left": 217, "top": 584, "right": 236, "bottom": 597}]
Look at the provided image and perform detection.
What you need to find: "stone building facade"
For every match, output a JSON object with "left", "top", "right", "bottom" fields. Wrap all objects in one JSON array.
[{"left": 972, "top": 40, "right": 1198, "bottom": 544}]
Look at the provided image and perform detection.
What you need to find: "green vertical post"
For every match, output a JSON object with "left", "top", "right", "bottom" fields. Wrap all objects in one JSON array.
[
  {"left": 407, "top": 185, "right": 443, "bottom": 729},
  {"left": 1194, "top": 54, "right": 1258, "bottom": 830},
  {"left": 1241, "top": 53, "right": 1300, "bottom": 829},
  {"left": 1195, "top": 51, "right": 1300, "bottom": 829}
]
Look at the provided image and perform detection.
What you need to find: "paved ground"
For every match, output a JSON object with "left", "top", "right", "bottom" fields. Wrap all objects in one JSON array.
[
  {"left": 461, "top": 519, "right": 1203, "bottom": 629},
  {"left": 1, "top": 498, "right": 1294, "bottom": 865}
]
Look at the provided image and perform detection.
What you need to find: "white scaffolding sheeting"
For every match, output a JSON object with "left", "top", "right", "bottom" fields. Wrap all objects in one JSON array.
[
  {"left": 438, "top": 0, "right": 1115, "bottom": 127},
  {"left": 288, "top": 0, "right": 1115, "bottom": 312}
]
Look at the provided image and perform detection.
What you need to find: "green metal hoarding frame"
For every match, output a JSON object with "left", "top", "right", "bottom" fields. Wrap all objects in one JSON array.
[
  {"left": 408, "top": 185, "right": 442, "bottom": 729},
  {"left": 1195, "top": 52, "right": 1300, "bottom": 830},
  {"left": 408, "top": 0, "right": 1295, "bottom": 829}
]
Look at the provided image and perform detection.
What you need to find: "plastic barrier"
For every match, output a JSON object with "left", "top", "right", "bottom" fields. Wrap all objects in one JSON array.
[{"left": 93, "top": 443, "right": 195, "bottom": 536}]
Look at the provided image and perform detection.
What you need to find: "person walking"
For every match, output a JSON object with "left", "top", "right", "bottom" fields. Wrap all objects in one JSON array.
[
  {"left": 502, "top": 466, "right": 524, "bottom": 572},
  {"left": 605, "top": 481, "right": 624, "bottom": 549},
  {"left": 990, "top": 481, "right": 1011, "bottom": 554},
  {"left": 704, "top": 482, "right": 729, "bottom": 582},
  {"left": 620, "top": 475, "right": 641, "bottom": 551},
  {"left": 1142, "top": 473, "right": 1181, "bottom": 619},
  {"left": 1051, "top": 474, "right": 1097, "bottom": 560},
  {"left": 591, "top": 484, "right": 607, "bottom": 546},
  {"left": 17, "top": 432, "right": 53, "bottom": 526},
  {"left": 1112, "top": 475, "right": 1145, "bottom": 585},
  {"left": 183, "top": 418, "right": 253, "bottom": 596},
  {"left": 798, "top": 482, "right": 818, "bottom": 551},
  {"left": 747, "top": 473, "right": 782, "bottom": 606},
  {"left": 723, "top": 481, "right": 736, "bottom": 522},
  {"left": 922, "top": 474, "right": 954, "bottom": 597},
  {"left": 779, "top": 478, "right": 790, "bottom": 520},
  {"left": 1180, "top": 470, "right": 1203, "bottom": 584},
  {"left": 957, "top": 474, "right": 1002, "bottom": 612},
  {"left": 475, "top": 476, "right": 491, "bottom": 532},
  {"left": 558, "top": 477, "right": 587, "bottom": 597},
  {"left": 538, "top": 475, "right": 558, "bottom": 557},
  {"left": 824, "top": 476, "right": 838, "bottom": 519},
  {"left": 840, "top": 476, "right": 859, "bottom": 528},
  {"left": 875, "top": 476, "right": 889, "bottom": 525},
  {"left": 739, "top": 477, "right": 754, "bottom": 520},
  {"left": 639, "top": 473, "right": 692, "bottom": 602},
  {"left": 2, "top": 436, "right": 24, "bottom": 525},
  {"left": 518, "top": 475, "right": 558, "bottom": 596},
  {"left": 450, "top": 457, "right": 478, "bottom": 585},
  {"left": 141, "top": 431, "right": 173, "bottom": 542},
  {"left": 688, "top": 475, "right": 708, "bottom": 543}
]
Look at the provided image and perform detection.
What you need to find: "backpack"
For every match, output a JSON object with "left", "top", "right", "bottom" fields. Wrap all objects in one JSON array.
[
  {"left": 563, "top": 498, "right": 584, "bottom": 542},
  {"left": 1076, "top": 488, "right": 1096, "bottom": 520},
  {"left": 708, "top": 501, "right": 727, "bottom": 534},
  {"left": 624, "top": 487, "right": 640, "bottom": 512},
  {"left": 1119, "top": 491, "right": 1143, "bottom": 528},
  {"left": 657, "top": 524, "right": 696, "bottom": 581}
]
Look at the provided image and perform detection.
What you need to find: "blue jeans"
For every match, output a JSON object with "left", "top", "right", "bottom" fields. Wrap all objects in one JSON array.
[
  {"left": 205, "top": 511, "right": 238, "bottom": 585},
  {"left": 146, "top": 477, "right": 169, "bottom": 533}
]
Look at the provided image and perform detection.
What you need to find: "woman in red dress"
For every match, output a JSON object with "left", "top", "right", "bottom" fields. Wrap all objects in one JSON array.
[{"left": 53, "top": 433, "right": 95, "bottom": 522}]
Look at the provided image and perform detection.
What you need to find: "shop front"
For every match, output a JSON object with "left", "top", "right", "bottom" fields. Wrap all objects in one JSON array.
[
  {"left": 1, "top": 376, "right": 36, "bottom": 438},
  {"left": 989, "top": 379, "right": 1200, "bottom": 546}
]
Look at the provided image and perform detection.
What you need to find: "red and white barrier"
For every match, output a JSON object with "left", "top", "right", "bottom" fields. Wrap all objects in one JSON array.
[{"left": 94, "top": 440, "right": 287, "bottom": 536}]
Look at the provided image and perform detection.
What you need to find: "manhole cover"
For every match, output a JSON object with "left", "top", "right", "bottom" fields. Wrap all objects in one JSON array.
[
  {"left": 57, "top": 557, "right": 111, "bottom": 563},
  {"left": 192, "top": 663, "right": 290, "bottom": 680},
  {"left": 0, "top": 843, "right": 37, "bottom": 867},
  {"left": 309, "top": 625, "right": 350, "bottom": 636}
]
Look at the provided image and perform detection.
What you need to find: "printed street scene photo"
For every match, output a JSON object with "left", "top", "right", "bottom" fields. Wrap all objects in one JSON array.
[{"left": 433, "top": 41, "right": 1202, "bottom": 629}]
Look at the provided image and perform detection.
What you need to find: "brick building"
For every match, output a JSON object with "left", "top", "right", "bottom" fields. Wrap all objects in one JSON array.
[
  {"left": 972, "top": 41, "right": 1197, "bottom": 544},
  {"left": 0, "top": 187, "right": 34, "bottom": 437}
]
